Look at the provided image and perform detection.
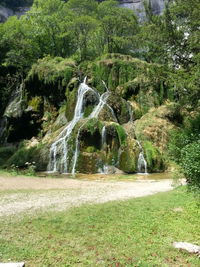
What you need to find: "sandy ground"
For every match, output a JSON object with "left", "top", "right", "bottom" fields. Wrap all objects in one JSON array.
[{"left": 0, "top": 175, "right": 185, "bottom": 217}]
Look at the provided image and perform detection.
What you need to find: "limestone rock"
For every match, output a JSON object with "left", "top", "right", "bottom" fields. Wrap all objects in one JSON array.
[
  {"left": 173, "top": 242, "right": 200, "bottom": 256},
  {"left": 0, "top": 5, "right": 29, "bottom": 22},
  {"left": 0, "top": 263, "right": 25, "bottom": 267},
  {"left": 134, "top": 103, "right": 180, "bottom": 151},
  {"left": 119, "top": 0, "right": 167, "bottom": 18}
]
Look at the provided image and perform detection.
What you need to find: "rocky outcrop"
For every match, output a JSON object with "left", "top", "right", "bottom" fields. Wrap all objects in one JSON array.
[
  {"left": 0, "top": 54, "right": 175, "bottom": 174},
  {"left": 0, "top": 5, "right": 29, "bottom": 22},
  {"left": 119, "top": 0, "right": 167, "bottom": 18}
]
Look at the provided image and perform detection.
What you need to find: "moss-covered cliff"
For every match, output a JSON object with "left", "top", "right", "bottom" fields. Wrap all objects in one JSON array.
[{"left": 0, "top": 54, "right": 173, "bottom": 174}]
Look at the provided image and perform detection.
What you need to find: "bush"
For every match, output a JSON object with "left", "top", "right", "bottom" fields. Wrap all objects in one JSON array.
[
  {"left": 180, "top": 140, "right": 200, "bottom": 188},
  {"left": 0, "top": 146, "right": 17, "bottom": 166},
  {"left": 6, "top": 143, "right": 49, "bottom": 171}
]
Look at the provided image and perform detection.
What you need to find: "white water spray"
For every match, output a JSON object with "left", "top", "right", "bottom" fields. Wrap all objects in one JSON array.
[
  {"left": 72, "top": 88, "right": 115, "bottom": 174},
  {"left": 48, "top": 78, "right": 117, "bottom": 174},
  {"left": 127, "top": 101, "right": 133, "bottom": 122},
  {"left": 136, "top": 141, "right": 148, "bottom": 174},
  {"left": 48, "top": 78, "right": 92, "bottom": 173},
  {"left": 101, "top": 126, "right": 106, "bottom": 147}
]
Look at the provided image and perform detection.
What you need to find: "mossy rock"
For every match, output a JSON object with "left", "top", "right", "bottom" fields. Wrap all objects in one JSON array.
[
  {"left": 134, "top": 103, "right": 180, "bottom": 151},
  {"left": 129, "top": 101, "right": 142, "bottom": 120},
  {"left": 27, "top": 56, "right": 75, "bottom": 86},
  {"left": 143, "top": 141, "right": 165, "bottom": 172},
  {"left": 77, "top": 152, "right": 99, "bottom": 173},
  {"left": 106, "top": 94, "right": 130, "bottom": 124},
  {"left": 65, "top": 78, "right": 79, "bottom": 121},
  {"left": 28, "top": 96, "right": 43, "bottom": 113},
  {"left": 98, "top": 104, "right": 118, "bottom": 123},
  {"left": 84, "top": 54, "right": 169, "bottom": 98},
  {"left": 83, "top": 90, "right": 99, "bottom": 118},
  {"left": 6, "top": 142, "right": 49, "bottom": 171},
  {"left": 0, "top": 145, "right": 17, "bottom": 167},
  {"left": 26, "top": 56, "right": 75, "bottom": 108},
  {"left": 119, "top": 137, "right": 139, "bottom": 173},
  {"left": 51, "top": 111, "right": 68, "bottom": 133}
]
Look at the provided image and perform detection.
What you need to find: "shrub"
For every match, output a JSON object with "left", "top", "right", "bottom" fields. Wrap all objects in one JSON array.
[
  {"left": 180, "top": 140, "right": 200, "bottom": 188},
  {"left": 0, "top": 146, "right": 17, "bottom": 167}
]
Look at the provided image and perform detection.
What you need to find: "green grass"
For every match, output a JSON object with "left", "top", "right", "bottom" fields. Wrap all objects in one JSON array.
[{"left": 0, "top": 187, "right": 199, "bottom": 266}]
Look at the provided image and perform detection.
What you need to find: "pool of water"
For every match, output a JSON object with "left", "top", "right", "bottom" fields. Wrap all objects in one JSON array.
[{"left": 42, "top": 172, "right": 173, "bottom": 181}]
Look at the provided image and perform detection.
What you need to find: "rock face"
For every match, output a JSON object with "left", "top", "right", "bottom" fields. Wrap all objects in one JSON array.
[
  {"left": 119, "top": 0, "right": 167, "bottom": 18},
  {"left": 1, "top": 54, "right": 176, "bottom": 174},
  {"left": 0, "top": 5, "right": 29, "bottom": 23}
]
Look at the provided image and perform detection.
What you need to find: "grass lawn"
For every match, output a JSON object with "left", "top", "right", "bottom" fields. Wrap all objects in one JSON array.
[{"left": 0, "top": 187, "right": 199, "bottom": 266}]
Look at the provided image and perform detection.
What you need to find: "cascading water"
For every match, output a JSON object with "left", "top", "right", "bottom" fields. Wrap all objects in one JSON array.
[
  {"left": 71, "top": 86, "right": 116, "bottom": 175},
  {"left": 136, "top": 140, "right": 148, "bottom": 174},
  {"left": 48, "top": 78, "right": 117, "bottom": 174},
  {"left": 48, "top": 77, "right": 92, "bottom": 173},
  {"left": 127, "top": 101, "right": 133, "bottom": 122},
  {"left": 101, "top": 126, "right": 106, "bottom": 147}
]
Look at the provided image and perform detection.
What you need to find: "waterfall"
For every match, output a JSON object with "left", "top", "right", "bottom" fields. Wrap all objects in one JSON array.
[
  {"left": 48, "top": 78, "right": 92, "bottom": 173},
  {"left": 136, "top": 141, "right": 148, "bottom": 174},
  {"left": 72, "top": 89, "right": 114, "bottom": 174},
  {"left": 101, "top": 126, "right": 106, "bottom": 147},
  {"left": 48, "top": 78, "right": 117, "bottom": 174},
  {"left": 127, "top": 101, "right": 133, "bottom": 122},
  {"left": 102, "top": 80, "right": 108, "bottom": 92}
]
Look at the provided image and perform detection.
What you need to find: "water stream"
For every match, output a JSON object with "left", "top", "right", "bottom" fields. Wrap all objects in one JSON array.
[
  {"left": 101, "top": 126, "right": 106, "bottom": 147},
  {"left": 48, "top": 77, "right": 92, "bottom": 173},
  {"left": 136, "top": 140, "right": 148, "bottom": 174},
  {"left": 48, "top": 78, "right": 116, "bottom": 174}
]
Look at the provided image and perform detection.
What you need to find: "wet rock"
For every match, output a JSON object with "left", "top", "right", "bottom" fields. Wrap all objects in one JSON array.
[
  {"left": 119, "top": 137, "right": 139, "bottom": 173},
  {"left": 101, "top": 165, "right": 124, "bottom": 174},
  {"left": 106, "top": 94, "right": 130, "bottom": 124},
  {"left": 4, "top": 84, "right": 25, "bottom": 119},
  {"left": 119, "top": 0, "right": 167, "bottom": 18},
  {"left": 51, "top": 111, "right": 68, "bottom": 132}
]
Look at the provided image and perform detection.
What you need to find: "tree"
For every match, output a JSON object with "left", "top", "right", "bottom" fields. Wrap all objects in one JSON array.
[
  {"left": 97, "top": 0, "right": 138, "bottom": 54},
  {"left": 70, "top": 15, "right": 98, "bottom": 60}
]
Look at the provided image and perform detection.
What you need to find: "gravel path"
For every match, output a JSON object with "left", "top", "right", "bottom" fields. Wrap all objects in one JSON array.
[{"left": 0, "top": 175, "right": 184, "bottom": 217}]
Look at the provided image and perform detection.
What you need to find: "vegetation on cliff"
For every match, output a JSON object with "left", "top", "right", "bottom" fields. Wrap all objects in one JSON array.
[{"left": 0, "top": 0, "right": 199, "bottom": 186}]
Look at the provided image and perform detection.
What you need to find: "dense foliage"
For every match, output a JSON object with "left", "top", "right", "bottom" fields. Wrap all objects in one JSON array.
[
  {"left": 0, "top": 0, "right": 199, "bottom": 185},
  {"left": 169, "top": 115, "right": 200, "bottom": 188}
]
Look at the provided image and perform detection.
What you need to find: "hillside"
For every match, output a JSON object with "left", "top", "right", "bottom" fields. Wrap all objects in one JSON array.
[{"left": 0, "top": 0, "right": 199, "bottom": 187}]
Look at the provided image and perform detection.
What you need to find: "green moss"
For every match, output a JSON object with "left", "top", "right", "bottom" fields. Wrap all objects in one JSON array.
[
  {"left": 83, "top": 54, "right": 169, "bottom": 98},
  {"left": 134, "top": 103, "right": 180, "bottom": 150},
  {"left": 143, "top": 141, "right": 165, "bottom": 172},
  {"left": 77, "top": 152, "right": 99, "bottom": 174},
  {"left": 85, "top": 146, "right": 97, "bottom": 153},
  {"left": 106, "top": 94, "right": 130, "bottom": 124},
  {"left": 6, "top": 143, "right": 49, "bottom": 171},
  {"left": 118, "top": 138, "right": 139, "bottom": 173},
  {"left": 0, "top": 146, "right": 17, "bottom": 167},
  {"left": 65, "top": 78, "right": 79, "bottom": 121},
  {"left": 28, "top": 96, "right": 43, "bottom": 112},
  {"left": 27, "top": 56, "right": 75, "bottom": 86},
  {"left": 82, "top": 118, "right": 103, "bottom": 134},
  {"left": 83, "top": 105, "right": 94, "bottom": 118},
  {"left": 115, "top": 125, "right": 127, "bottom": 145},
  {"left": 119, "top": 150, "right": 137, "bottom": 173}
]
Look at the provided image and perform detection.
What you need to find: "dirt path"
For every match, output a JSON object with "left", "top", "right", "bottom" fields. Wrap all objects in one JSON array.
[{"left": 0, "top": 175, "right": 185, "bottom": 217}]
